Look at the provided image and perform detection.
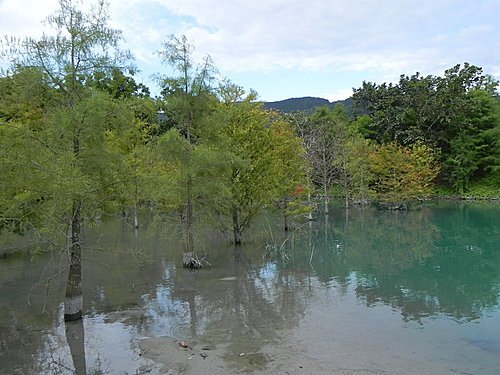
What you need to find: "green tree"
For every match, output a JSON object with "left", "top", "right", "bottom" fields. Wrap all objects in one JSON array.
[
  {"left": 369, "top": 143, "right": 440, "bottom": 202},
  {"left": 0, "top": 67, "right": 56, "bottom": 239},
  {"left": 304, "top": 107, "right": 339, "bottom": 214},
  {"left": 104, "top": 96, "right": 158, "bottom": 229},
  {"left": 284, "top": 111, "right": 316, "bottom": 219},
  {"left": 443, "top": 89, "right": 500, "bottom": 193},
  {"left": 353, "top": 63, "right": 499, "bottom": 193},
  {"left": 2, "top": 0, "right": 132, "bottom": 320},
  {"left": 87, "top": 68, "right": 150, "bottom": 99},
  {"left": 216, "top": 87, "right": 305, "bottom": 244},
  {"left": 269, "top": 118, "right": 307, "bottom": 231},
  {"left": 345, "top": 134, "right": 375, "bottom": 204},
  {"left": 155, "top": 35, "right": 224, "bottom": 262}
]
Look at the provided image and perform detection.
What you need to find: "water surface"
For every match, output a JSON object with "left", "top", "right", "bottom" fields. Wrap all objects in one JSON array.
[{"left": 1, "top": 202, "right": 499, "bottom": 374}]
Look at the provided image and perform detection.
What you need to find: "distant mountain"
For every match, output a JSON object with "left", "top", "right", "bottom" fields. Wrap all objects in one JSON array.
[{"left": 263, "top": 96, "right": 353, "bottom": 115}]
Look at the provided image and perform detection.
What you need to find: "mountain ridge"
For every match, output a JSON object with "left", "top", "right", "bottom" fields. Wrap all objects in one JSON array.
[{"left": 263, "top": 96, "right": 353, "bottom": 114}]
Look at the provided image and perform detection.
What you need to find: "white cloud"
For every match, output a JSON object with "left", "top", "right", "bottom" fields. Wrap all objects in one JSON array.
[
  {"left": 326, "top": 88, "right": 354, "bottom": 102},
  {"left": 0, "top": 0, "right": 58, "bottom": 37},
  {"left": 1, "top": 0, "right": 498, "bottom": 98},
  {"left": 136, "top": 0, "right": 499, "bottom": 80}
]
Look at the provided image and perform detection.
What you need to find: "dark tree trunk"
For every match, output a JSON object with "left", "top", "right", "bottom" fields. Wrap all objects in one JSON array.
[
  {"left": 233, "top": 206, "right": 242, "bottom": 245},
  {"left": 186, "top": 175, "right": 194, "bottom": 254},
  {"left": 65, "top": 200, "right": 83, "bottom": 321},
  {"left": 182, "top": 177, "right": 203, "bottom": 269},
  {"left": 283, "top": 197, "right": 289, "bottom": 232}
]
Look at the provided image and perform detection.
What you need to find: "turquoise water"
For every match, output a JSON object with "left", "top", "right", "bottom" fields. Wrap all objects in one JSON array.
[{"left": 0, "top": 202, "right": 499, "bottom": 374}]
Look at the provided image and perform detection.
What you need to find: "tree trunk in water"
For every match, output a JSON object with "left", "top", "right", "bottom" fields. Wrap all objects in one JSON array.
[
  {"left": 186, "top": 175, "right": 194, "bottom": 254},
  {"left": 65, "top": 201, "right": 83, "bottom": 321},
  {"left": 233, "top": 206, "right": 242, "bottom": 245},
  {"left": 65, "top": 319, "right": 87, "bottom": 375},
  {"left": 283, "top": 198, "right": 289, "bottom": 232},
  {"left": 133, "top": 202, "right": 139, "bottom": 229},
  {"left": 307, "top": 192, "right": 314, "bottom": 221},
  {"left": 323, "top": 184, "right": 329, "bottom": 215}
]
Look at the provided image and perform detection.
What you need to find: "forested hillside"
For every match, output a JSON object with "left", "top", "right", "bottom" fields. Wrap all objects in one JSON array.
[{"left": 264, "top": 96, "right": 354, "bottom": 114}]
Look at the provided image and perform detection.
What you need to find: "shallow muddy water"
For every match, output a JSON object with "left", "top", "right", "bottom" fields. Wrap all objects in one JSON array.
[{"left": 1, "top": 202, "right": 499, "bottom": 374}]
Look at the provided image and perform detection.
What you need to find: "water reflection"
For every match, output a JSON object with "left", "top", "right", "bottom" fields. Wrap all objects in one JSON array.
[
  {"left": 65, "top": 319, "right": 86, "bottom": 375},
  {"left": 281, "top": 203, "right": 500, "bottom": 323},
  {"left": 135, "top": 246, "right": 311, "bottom": 372},
  {"left": 1, "top": 202, "right": 500, "bottom": 374}
]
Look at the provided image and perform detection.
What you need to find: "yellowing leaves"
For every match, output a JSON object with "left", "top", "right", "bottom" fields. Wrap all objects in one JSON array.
[{"left": 369, "top": 142, "right": 439, "bottom": 201}]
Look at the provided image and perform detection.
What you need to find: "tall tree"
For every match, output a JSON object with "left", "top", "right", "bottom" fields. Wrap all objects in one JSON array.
[
  {"left": 216, "top": 85, "right": 305, "bottom": 244},
  {"left": 2, "top": 0, "right": 132, "bottom": 320},
  {"left": 344, "top": 134, "right": 375, "bottom": 204},
  {"left": 156, "top": 35, "right": 220, "bottom": 261},
  {"left": 304, "top": 106, "right": 349, "bottom": 214},
  {"left": 270, "top": 118, "right": 307, "bottom": 231}
]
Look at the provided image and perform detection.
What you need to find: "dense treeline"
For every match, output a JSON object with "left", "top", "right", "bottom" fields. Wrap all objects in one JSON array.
[
  {"left": 352, "top": 65, "right": 499, "bottom": 194},
  {"left": 0, "top": 0, "right": 499, "bottom": 320}
]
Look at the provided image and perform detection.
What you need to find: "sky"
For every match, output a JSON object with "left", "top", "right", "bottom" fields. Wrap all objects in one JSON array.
[{"left": 1, "top": 0, "right": 499, "bottom": 101}]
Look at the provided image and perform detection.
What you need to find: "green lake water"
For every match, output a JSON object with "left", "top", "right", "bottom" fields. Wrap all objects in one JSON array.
[{"left": 0, "top": 202, "right": 499, "bottom": 374}]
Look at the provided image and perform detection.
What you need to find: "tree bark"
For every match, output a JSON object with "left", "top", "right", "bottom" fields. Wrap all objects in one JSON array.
[
  {"left": 65, "top": 200, "right": 83, "bottom": 321},
  {"left": 324, "top": 184, "right": 329, "bottom": 216},
  {"left": 283, "top": 197, "right": 289, "bottom": 232},
  {"left": 307, "top": 192, "right": 314, "bottom": 221},
  {"left": 133, "top": 201, "right": 139, "bottom": 229},
  {"left": 233, "top": 206, "right": 242, "bottom": 245},
  {"left": 186, "top": 175, "right": 194, "bottom": 253}
]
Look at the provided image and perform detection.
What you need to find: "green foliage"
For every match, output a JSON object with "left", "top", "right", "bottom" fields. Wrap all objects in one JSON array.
[
  {"left": 369, "top": 143, "right": 440, "bottom": 201},
  {"left": 153, "top": 34, "right": 227, "bottom": 251},
  {"left": 103, "top": 96, "right": 159, "bottom": 220},
  {"left": 1, "top": 0, "right": 499, "bottom": 268},
  {"left": 0, "top": 0, "right": 134, "bottom": 248},
  {"left": 269, "top": 118, "right": 307, "bottom": 199},
  {"left": 215, "top": 90, "right": 306, "bottom": 241},
  {"left": 353, "top": 63, "right": 499, "bottom": 193},
  {"left": 87, "top": 68, "right": 151, "bottom": 98},
  {"left": 467, "top": 174, "right": 500, "bottom": 198},
  {"left": 345, "top": 134, "right": 375, "bottom": 202}
]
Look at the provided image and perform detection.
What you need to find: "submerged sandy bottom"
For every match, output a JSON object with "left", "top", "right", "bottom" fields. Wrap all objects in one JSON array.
[{"left": 138, "top": 335, "right": 388, "bottom": 375}]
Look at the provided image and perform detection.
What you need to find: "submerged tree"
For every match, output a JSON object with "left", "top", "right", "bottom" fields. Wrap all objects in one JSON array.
[
  {"left": 344, "top": 134, "right": 375, "bottom": 204},
  {"left": 155, "top": 35, "right": 224, "bottom": 263},
  {"left": 302, "top": 106, "right": 351, "bottom": 213},
  {"left": 215, "top": 85, "right": 305, "bottom": 244},
  {"left": 2, "top": 0, "right": 132, "bottom": 320},
  {"left": 271, "top": 118, "right": 307, "bottom": 231}
]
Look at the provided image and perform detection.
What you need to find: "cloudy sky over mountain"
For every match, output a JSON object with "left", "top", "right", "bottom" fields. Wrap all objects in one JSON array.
[{"left": 1, "top": 0, "right": 498, "bottom": 101}]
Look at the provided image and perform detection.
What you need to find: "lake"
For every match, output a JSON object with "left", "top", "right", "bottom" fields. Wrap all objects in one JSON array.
[{"left": 1, "top": 202, "right": 499, "bottom": 374}]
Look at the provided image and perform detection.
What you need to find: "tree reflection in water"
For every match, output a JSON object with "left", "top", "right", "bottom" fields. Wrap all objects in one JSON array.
[
  {"left": 136, "top": 243, "right": 311, "bottom": 372},
  {"left": 1, "top": 202, "right": 499, "bottom": 374},
  {"left": 282, "top": 203, "right": 500, "bottom": 323},
  {"left": 65, "top": 319, "right": 87, "bottom": 375}
]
